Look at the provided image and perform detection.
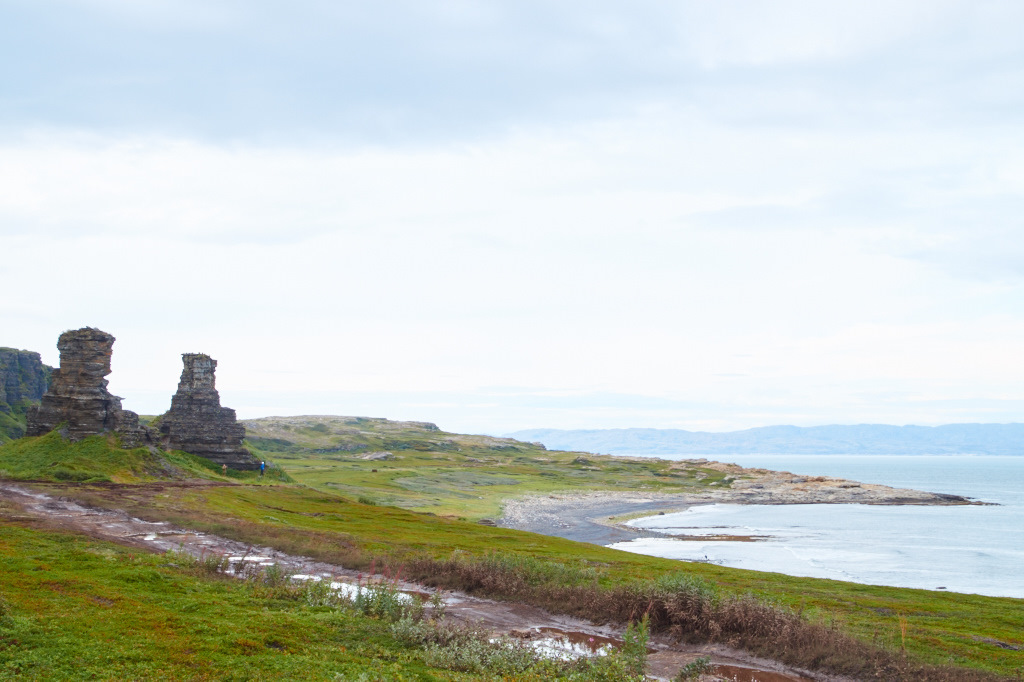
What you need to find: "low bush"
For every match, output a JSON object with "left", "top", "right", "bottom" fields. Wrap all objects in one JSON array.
[{"left": 397, "top": 551, "right": 1007, "bottom": 682}]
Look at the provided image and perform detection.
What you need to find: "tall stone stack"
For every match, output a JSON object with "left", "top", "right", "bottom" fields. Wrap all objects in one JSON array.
[
  {"left": 25, "top": 328, "right": 151, "bottom": 446},
  {"left": 159, "top": 353, "right": 259, "bottom": 470}
]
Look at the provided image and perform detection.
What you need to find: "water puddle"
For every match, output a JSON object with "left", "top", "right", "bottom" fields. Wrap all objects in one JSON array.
[
  {"left": 507, "top": 627, "right": 619, "bottom": 659},
  {"left": 0, "top": 483, "right": 833, "bottom": 682},
  {"left": 712, "top": 663, "right": 815, "bottom": 682},
  {"left": 289, "top": 573, "right": 414, "bottom": 603}
]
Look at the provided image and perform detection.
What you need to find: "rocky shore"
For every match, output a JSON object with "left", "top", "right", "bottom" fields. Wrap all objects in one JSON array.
[{"left": 499, "top": 459, "right": 979, "bottom": 545}]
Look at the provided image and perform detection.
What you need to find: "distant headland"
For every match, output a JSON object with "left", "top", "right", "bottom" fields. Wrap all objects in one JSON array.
[{"left": 509, "top": 424, "right": 1024, "bottom": 456}]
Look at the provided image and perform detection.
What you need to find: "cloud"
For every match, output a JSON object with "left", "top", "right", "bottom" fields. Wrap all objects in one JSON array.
[
  {"left": 3, "top": 1, "right": 1021, "bottom": 142},
  {"left": 5, "top": 2, "right": 1024, "bottom": 431}
]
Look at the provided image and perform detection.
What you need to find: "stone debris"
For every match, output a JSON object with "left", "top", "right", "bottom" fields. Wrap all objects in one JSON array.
[
  {"left": 159, "top": 353, "right": 260, "bottom": 470},
  {"left": 359, "top": 451, "right": 395, "bottom": 461},
  {"left": 25, "top": 328, "right": 153, "bottom": 447}
]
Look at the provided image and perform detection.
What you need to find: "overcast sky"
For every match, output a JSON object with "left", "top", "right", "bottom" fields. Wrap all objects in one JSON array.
[{"left": 3, "top": 1, "right": 1024, "bottom": 434}]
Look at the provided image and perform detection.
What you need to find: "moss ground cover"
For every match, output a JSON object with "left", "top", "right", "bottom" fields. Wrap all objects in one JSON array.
[
  {"left": 3, "top": 430, "right": 1022, "bottom": 679},
  {"left": 0, "top": 521, "right": 657, "bottom": 681},
  {"left": 0, "top": 523, "right": 485, "bottom": 681},
  {"left": 36, "top": 479, "right": 1024, "bottom": 679},
  {"left": 0, "top": 403, "right": 30, "bottom": 445},
  {"left": 243, "top": 416, "right": 733, "bottom": 519},
  {"left": 0, "top": 430, "right": 291, "bottom": 484}
]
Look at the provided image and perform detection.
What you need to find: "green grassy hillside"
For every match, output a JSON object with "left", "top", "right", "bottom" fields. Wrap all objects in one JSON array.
[
  {"left": 1, "top": 428, "right": 1021, "bottom": 679},
  {"left": 2, "top": 523, "right": 596, "bottom": 681},
  {"left": 0, "top": 399, "right": 42, "bottom": 445},
  {"left": 31, "top": 476, "right": 1023, "bottom": 679},
  {"left": 243, "top": 415, "right": 734, "bottom": 518},
  {"left": 0, "top": 431, "right": 289, "bottom": 484}
]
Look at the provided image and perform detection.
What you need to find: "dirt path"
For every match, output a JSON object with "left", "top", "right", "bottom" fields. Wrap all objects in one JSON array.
[{"left": 0, "top": 482, "right": 850, "bottom": 682}]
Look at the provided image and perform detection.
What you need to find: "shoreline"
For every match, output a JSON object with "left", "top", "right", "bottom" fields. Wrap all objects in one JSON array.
[{"left": 498, "top": 460, "right": 981, "bottom": 545}]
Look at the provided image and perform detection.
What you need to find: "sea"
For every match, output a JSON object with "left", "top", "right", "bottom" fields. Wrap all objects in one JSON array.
[{"left": 606, "top": 455, "right": 1024, "bottom": 599}]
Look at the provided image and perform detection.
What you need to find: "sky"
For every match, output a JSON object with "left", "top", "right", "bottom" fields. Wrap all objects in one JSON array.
[{"left": 3, "top": 1, "right": 1024, "bottom": 435}]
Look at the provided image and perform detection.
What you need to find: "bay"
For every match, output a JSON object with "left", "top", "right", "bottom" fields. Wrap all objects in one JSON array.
[{"left": 607, "top": 455, "right": 1024, "bottom": 598}]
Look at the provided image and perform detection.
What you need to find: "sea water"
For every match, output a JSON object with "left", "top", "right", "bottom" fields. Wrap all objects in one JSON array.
[{"left": 606, "top": 455, "right": 1024, "bottom": 598}]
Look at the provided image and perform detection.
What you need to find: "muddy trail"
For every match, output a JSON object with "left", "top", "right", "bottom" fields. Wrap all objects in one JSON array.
[{"left": 0, "top": 482, "right": 847, "bottom": 682}]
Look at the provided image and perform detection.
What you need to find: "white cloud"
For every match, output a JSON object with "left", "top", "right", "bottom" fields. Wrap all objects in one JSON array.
[
  {"left": 4, "top": 2, "right": 1024, "bottom": 430},
  {"left": 4, "top": 103, "right": 1024, "bottom": 431}
]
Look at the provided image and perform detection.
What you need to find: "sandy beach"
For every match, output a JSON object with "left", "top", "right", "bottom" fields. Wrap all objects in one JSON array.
[{"left": 498, "top": 459, "right": 976, "bottom": 545}]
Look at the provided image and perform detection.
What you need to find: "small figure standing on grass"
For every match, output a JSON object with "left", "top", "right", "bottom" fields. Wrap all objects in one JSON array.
[
  {"left": 260, "top": 461, "right": 265, "bottom": 477},
  {"left": 222, "top": 463, "right": 227, "bottom": 476}
]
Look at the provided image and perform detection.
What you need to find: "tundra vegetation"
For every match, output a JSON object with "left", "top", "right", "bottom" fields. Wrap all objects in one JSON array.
[
  {"left": 242, "top": 415, "right": 737, "bottom": 519},
  {"left": 0, "top": 420, "right": 1021, "bottom": 680}
]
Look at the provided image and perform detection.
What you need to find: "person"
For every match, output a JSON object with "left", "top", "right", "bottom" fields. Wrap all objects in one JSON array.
[
  {"left": 222, "top": 463, "right": 227, "bottom": 476},
  {"left": 260, "top": 461, "right": 266, "bottom": 477}
]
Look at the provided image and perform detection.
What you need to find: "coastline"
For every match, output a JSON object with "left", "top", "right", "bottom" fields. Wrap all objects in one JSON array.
[{"left": 498, "top": 460, "right": 979, "bottom": 545}]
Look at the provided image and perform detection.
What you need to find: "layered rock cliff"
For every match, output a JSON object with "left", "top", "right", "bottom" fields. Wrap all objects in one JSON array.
[
  {"left": 0, "top": 348, "right": 53, "bottom": 441},
  {"left": 25, "top": 328, "right": 152, "bottom": 447},
  {"left": 159, "top": 353, "right": 259, "bottom": 470}
]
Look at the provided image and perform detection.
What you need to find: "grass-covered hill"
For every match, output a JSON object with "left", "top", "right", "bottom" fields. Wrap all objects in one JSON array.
[
  {"left": 0, "top": 430, "right": 290, "bottom": 485},
  {"left": 1, "top": 427, "right": 1021, "bottom": 679},
  {"left": 242, "top": 415, "right": 736, "bottom": 519}
]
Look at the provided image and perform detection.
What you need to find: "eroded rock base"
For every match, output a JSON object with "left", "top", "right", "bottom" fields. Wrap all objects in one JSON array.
[{"left": 160, "top": 353, "right": 259, "bottom": 470}]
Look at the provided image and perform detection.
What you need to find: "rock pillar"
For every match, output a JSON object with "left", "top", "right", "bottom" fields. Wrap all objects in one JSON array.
[
  {"left": 25, "top": 328, "right": 151, "bottom": 446},
  {"left": 159, "top": 353, "right": 258, "bottom": 470}
]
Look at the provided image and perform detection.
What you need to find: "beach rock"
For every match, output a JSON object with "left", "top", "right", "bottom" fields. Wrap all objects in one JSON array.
[
  {"left": 25, "top": 328, "right": 152, "bottom": 446},
  {"left": 159, "top": 353, "right": 259, "bottom": 470}
]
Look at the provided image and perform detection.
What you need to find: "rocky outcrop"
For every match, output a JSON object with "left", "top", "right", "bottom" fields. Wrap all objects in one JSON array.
[
  {"left": 0, "top": 348, "right": 52, "bottom": 410},
  {"left": 25, "top": 328, "right": 152, "bottom": 446},
  {"left": 159, "top": 354, "right": 259, "bottom": 470},
  {"left": 0, "top": 348, "right": 53, "bottom": 441}
]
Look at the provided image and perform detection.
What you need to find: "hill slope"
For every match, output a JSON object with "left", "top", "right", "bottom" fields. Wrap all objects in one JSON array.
[{"left": 242, "top": 415, "right": 737, "bottom": 518}]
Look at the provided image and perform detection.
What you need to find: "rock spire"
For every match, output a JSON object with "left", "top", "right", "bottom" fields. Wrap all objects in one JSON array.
[
  {"left": 159, "top": 353, "right": 258, "bottom": 470},
  {"left": 25, "top": 327, "right": 151, "bottom": 446}
]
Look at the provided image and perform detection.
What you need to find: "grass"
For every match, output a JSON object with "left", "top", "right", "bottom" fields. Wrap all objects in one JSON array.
[
  {"left": 2, "top": 429, "right": 1023, "bottom": 679},
  {"left": 0, "top": 522, "right": 498, "bottom": 680},
  {"left": 0, "top": 399, "right": 35, "bottom": 445},
  {"left": 243, "top": 415, "right": 735, "bottom": 519},
  {"left": 0, "top": 430, "right": 291, "bottom": 484},
  {"left": 30, "top": 478, "right": 1023, "bottom": 679},
  {"left": 0, "top": 520, "right": 661, "bottom": 681}
]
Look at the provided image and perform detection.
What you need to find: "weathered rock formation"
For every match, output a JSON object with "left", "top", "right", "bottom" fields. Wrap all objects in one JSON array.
[
  {"left": 0, "top": 347, "right": 52, "bottom": 409},
  {"left": 0, "top": 347, "right": 53, "bottom": 441},
  {"left": 160, "top": 354, "right": 259, "bottom": 470},
  {"left": 25, "top": 328, "right": 152, "bottom": 446}
]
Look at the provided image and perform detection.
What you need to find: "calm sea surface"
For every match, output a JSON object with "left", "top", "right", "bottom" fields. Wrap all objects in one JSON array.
[{"left": 607, "top": 455, "right": 1024, "bottom": 598}]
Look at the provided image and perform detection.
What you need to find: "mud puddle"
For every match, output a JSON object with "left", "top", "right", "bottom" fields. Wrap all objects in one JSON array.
[
  {"left": 711, "top": 663, "right": 815, "bottom": 681},
  {"left": 0, "top": 482, "right": 846, "bottom": 681}
]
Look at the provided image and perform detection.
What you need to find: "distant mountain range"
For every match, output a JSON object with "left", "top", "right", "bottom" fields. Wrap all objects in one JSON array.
[{"left": 508, "top": 424, "right": 1024, "bottom": 456}]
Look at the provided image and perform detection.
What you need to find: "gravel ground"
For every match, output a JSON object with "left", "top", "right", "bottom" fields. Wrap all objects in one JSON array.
[{"left": 497, "top": 467, "right": 978, "bottom": 545}]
